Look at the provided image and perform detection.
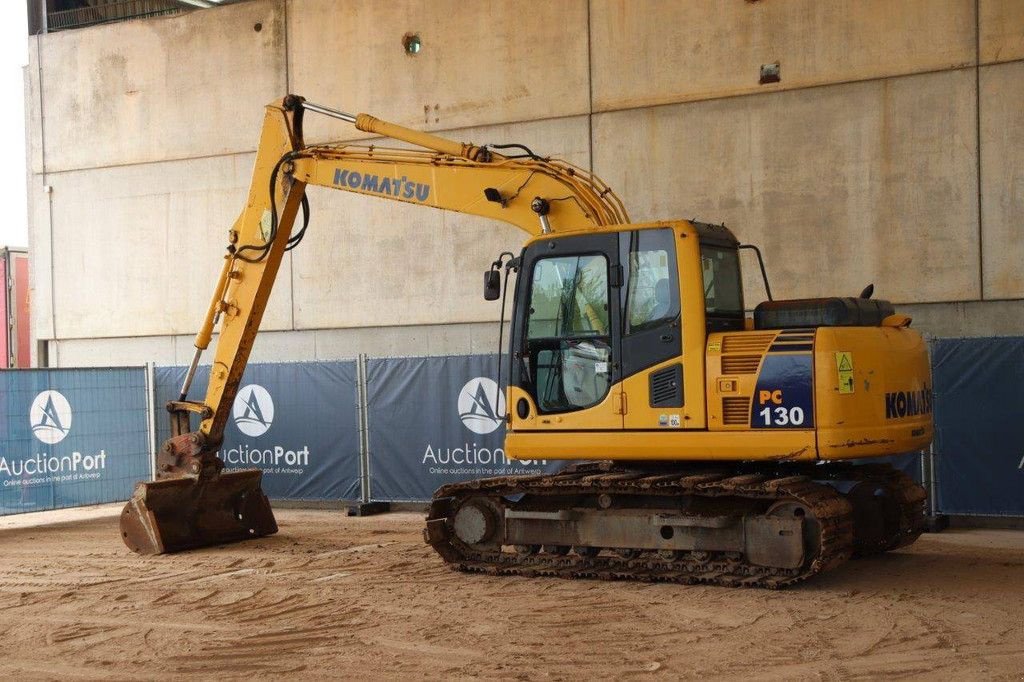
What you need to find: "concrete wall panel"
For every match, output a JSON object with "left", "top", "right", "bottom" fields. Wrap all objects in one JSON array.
[
  {"left": 286, "top": 0, "right": 589, "bottom": 143},
  {"left": 593, "top": 70, "right": 979, "bottom": 304},
  {"left": 54, "top": 335, "right": 176, "bottom": 368},
  {"left": 47, "top": 153, "right": 294, "bottom": 339},
  {"left": 27, "top": 174, "right": 53, "bottom": 340},
  {"left": 312, "top": 322, "right": 498, "bottom": 358},
  {"left": 290, "top": 115, "right": 589, "bottom": 329},
  {"left": 40, "top": 1, "right": 285, "bottom": 173},
  {"left": 52, "top": 322, "right": 501, "bottom": 368},
  {"left": 901, "top": 300, "right": 1024, "bottom": 338},
  {"left": 980, "top": 61, "right": 1024, "bottom": 299},
  {"left": 26, "top": 37, "right": 43, "bottom": 176},
  {"left": 591, "top": 0, "right": 976, "bottom": 112},
  {"left": 220, "top": 329, "right": 317, "bottom": 365},
  {"left": 980, "top": 0, "right": 1024, "bottom": 64}
]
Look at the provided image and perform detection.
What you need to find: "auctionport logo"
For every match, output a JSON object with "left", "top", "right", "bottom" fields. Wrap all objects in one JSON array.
[
  {"left": 458, "top": 377, "right": 506, "bottom": 435},
  {"left": 420, "top": 376, "right": 543, "bottom": 472},
  {"left": 233, "top": 384, "right": 274, "bottom": 437},
  {"left": 30, "top": 390, "right": 72, "bottom": 445}
]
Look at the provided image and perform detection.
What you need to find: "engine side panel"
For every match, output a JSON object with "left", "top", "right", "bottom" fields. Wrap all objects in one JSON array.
[
  {"left": 705, "top": 328, "right": 817, "bottom": 433},
  {"left": 814, "top": 326, "right": 933, "bottom": 459}
]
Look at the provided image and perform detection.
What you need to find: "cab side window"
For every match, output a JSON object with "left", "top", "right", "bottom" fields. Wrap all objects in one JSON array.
[
  {"left": 626, "top": 229, "right": 679, "bottom": 333},
  {"left": 700, "top": 245, "right": 744, "bottom": 318}
]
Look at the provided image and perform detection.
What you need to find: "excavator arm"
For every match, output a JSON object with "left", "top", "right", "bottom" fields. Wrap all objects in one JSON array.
[{"left": 120, "top": 95, "right": 628, "bottom": 554}]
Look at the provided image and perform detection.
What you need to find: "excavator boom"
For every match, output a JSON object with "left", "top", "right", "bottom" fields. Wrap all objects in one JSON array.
[{"left": 121, "top": 95, "right": 628, "bottom": 554}]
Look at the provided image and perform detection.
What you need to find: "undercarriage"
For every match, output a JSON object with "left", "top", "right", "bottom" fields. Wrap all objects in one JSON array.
[{"left": 424, "top": 461, "right": 926, "bottom": 588}]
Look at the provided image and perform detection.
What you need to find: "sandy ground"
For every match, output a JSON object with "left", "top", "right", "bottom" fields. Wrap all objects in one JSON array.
[{"left": 0, "top": 509, "right": 1022, "bottom": 681}]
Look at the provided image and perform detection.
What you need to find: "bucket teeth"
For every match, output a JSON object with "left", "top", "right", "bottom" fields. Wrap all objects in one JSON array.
[{"left": 120, "top": 469, "right": 277, "bottom": 555}]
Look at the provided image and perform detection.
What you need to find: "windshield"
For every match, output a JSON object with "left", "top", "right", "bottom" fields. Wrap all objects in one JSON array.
[
  {"left": 700, "top": 245, "right": 744, "bottom": 316},
  {"left": 527, "top": 254, "right": 608, "bottom": 339},
  {"left": 525, "top": 253, "right": 612, "bottom": 413}
]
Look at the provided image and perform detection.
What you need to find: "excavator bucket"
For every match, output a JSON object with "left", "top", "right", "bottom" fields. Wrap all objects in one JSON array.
[{"left": 120, "top": 469, "right": 277, "bottom": 555}]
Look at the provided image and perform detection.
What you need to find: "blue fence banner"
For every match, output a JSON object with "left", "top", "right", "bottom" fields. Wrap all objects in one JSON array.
[
  {"left": 365, "top": 355, "right": 562, "bottom": 502},
  {"left": 0, "top": 367, "right": 150, "bottom": 515},
  {"left": 931, "top": 337, "right": 1024, "bottom": 516},
  {"left": 154, "top": 362, "right": 361, "bottom": 501}
]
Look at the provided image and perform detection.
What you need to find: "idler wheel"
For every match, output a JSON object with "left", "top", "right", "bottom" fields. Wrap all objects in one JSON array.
[{"left": 452, "top": 502, "right": 496, "bottom": 546}]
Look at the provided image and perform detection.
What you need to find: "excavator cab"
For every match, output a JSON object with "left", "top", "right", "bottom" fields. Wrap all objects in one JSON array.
[{"left": 505, "top": 222, "right": 733, "bottom": 433}]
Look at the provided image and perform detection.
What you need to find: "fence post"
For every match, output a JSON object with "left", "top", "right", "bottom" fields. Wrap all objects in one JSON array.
[
  {"left": 924, "top": 441, "right": 948, "bottom": 531},
  {"left": 358, "top": 354, "right": 369, "bottom": 504},
  {"left": 145, "top": 362, "right": 157, "bottom": 481},
  {"left": 349, "top": 354, "right": 388, "bottom": 516},
  {"left": 927, "top": 442, "right": 937, "bottom": 515}
]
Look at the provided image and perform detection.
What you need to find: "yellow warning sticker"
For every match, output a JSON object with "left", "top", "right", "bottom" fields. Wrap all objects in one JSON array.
[
  {"left": 835, "top": 352, "right": 854, "bottom": 394},
  {"left": 707, "top": 340, "right": 722, "bottom": 353}
]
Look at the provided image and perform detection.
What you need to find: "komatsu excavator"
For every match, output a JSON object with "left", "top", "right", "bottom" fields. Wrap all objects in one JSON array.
[{"left": 121, "top": 95, "right": 931, "bottom": 588}]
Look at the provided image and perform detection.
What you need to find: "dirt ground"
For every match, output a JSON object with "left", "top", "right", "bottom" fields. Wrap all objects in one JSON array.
[{"left": 0, "top": 508, "right": 1022, "bottom": 680}]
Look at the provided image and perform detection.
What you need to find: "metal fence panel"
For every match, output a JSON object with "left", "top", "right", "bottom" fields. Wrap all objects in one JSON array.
[
  {"left": 154, "top": 362, "right": 361, "bottom": 501},
  {"left": 0, "top": 367, "right": 150, "bottom": 515},
  {"left": 365, "top": 355, "right": 561, "bottom": 502},
  {"left": 0, "top": 257, "right": 7, "bottom": 368},
  {"left": 931, "top": 337, "right": 1024, "bottom": 516}
]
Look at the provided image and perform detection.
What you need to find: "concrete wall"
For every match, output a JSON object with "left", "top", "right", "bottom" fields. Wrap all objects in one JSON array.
[
  {"left": 287, "top": 0, "right": 590, "bottom": 142},
  {"left": 593, "top": 69, "right": 979, "bottom": 305},
  {"left": 26, "top": 0, "right": 1024, "bottom": 367},
  {"left": 590, "top": 0, "right": 976, "bottom": 110},
  {"left": 980, "top": 60, "right": 1024, "bottom": 299}
]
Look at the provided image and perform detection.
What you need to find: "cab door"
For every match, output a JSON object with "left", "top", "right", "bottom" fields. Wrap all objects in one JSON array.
[
  {"left": 617, "top": 227, "right": 688, "bottom": 430},
  {"left": 508, "top": 232, "right": 623, "bottom": 431}
]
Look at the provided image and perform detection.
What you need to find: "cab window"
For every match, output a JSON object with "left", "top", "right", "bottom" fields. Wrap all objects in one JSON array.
[
  {"left": 625, "top": 229, "right": 679, "bottom": 333},
  {"left": 526, "top": 254, "right": 611, "bottom": 412},
  {"left": 700, "top": 245, "right": 744, "bottom": 317}
]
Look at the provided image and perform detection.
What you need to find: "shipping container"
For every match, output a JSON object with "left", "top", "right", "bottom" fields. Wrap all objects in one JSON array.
[{"left": 0, "top": 248, "right": 30, "bottom": 368}]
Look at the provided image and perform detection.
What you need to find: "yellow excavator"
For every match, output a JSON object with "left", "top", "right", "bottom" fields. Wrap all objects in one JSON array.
[{"left": 121, "top": 95, "right": 931, "bottom": 587}]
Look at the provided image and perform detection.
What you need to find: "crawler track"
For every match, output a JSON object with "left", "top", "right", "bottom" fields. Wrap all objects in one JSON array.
[{"left": 425, "top": 462, "right": 926, "bottom": 589}]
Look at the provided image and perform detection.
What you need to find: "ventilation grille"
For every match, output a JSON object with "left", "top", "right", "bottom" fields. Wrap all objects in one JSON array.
[
  {"left": 721, "top": 355, "right": 762, "bottom": 375},
  {"left": 722, "top": 397, "right": 751, "bottom": 425},
  {"left": 649, "top": 364, "right": 684, "bottom": 408},
  {"left": 721, "top": 333, "right": 775, "bottom": 354}
]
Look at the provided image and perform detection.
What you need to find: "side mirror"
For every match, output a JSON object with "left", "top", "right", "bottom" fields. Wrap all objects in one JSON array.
[{"left": 484, "top": 270, "right": 501, "bottom": 301}]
